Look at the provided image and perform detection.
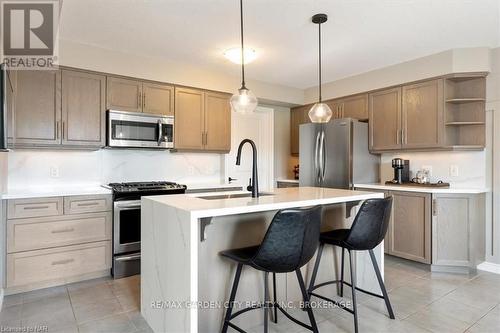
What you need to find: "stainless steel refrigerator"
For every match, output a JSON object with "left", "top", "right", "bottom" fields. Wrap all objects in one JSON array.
[{"left": 299, "top": 118, "right": 379, "bottom": 188}]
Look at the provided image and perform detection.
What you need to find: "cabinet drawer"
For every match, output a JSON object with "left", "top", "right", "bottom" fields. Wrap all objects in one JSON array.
[
  {"left": 64, "top": 195, "right": 112, "bottom": 215},
  {"left": 7, "top": 197, "right": 63, "bottom": 219},
  {"left": 7, "top": 241, "right": 111, "bottom": 288},
  {"left": 7, "top": 212, "right": 112, "bottom": 253},
  {"left": 276, "top": 181, "right": 299, "bottom": 188}
]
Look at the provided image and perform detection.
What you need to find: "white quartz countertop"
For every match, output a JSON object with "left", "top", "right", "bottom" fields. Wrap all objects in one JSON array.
[
  {"left": 184, "top": 182, "right": 243, "bottom": 192},
  {"left": 1, "top": 185, "right": 112, "bottom": 199},
  {"left": 355, "top": 183, "right": 489, "bottom": 194},
  {"left": 144, "top": 186, "right": 383, "bottom": 218}
]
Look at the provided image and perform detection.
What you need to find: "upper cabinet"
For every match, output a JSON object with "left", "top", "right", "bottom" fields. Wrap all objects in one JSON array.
[
  {"left": 142, "top": 83, "right": 174, "bottom": 116},
  {"left": 61, "top": 70, "right": 106, "bottom": 147},
  {"left": 174, "top": 87, "right": 231, "bottom": 152},
  {"left": 10, "top": 69, "right": 106, "bottom": 149},
  {"left": 369, "top": 87, "right": 402, "bottom": 151},
  {"left": 107, "top": 76, "right": 174, "bottom": 116},
  {"left": 290, "top": 105, "right": 311, "bottom": 155},
  {"left": 106, "top": 77, "right": 142, "bottom": 112},
  {"left": 402, "top": 79, "right": 443, "bottom": 149},
  {"left": 204, "top": 91, "right": 231, "bottom": 151},
  {"left": 331, "top": 93, "right": 368, "bottom": 120},
  {"left": 11, "top": 70, "right": 61, "bottom": 146}
]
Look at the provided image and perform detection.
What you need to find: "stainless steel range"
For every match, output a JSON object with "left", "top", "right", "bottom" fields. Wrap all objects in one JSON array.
[{"left": 108, "top": 181, "right": 186, "bottom": 278}]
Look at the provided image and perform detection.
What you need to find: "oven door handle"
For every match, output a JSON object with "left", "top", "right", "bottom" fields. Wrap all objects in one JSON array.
[
  {"left": 114, "top": 200, "right": 141, "bottom": 209},
  {"left": 115, "top": 254, "right": 141, "bottom": 262}
]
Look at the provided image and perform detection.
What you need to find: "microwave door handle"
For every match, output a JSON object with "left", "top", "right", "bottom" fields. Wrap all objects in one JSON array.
[{"left": 157, "top": 120, "right": 163, "bottom": 146}]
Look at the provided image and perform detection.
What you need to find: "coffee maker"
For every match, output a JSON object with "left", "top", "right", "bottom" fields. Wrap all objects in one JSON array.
[{"left": 391, "top": 158, "right": 410, "bottom": 184}]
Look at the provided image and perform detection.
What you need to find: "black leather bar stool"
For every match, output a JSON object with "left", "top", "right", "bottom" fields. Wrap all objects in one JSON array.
[
  {"left": 307, "top": 197, "right": 395, "bottom": 333},
  {"left": 220, "top": 206, "right": 322, "bottom": 333}
]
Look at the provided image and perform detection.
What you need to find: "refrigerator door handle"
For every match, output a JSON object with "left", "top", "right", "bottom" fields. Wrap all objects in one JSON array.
[
  {"left": 321, "top": 130, "right": 326, "bottom": 182},
  {"left": 315, "top": 131, "right": 321, "bottom": 185}
]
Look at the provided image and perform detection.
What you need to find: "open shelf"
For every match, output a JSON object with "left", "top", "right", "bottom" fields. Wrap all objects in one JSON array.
[
  {"left": 444, "top": 75, "right": 486, "bottom": 149},
  {"left": 445, "top": 98, "right": 486, "bottom": 103}
]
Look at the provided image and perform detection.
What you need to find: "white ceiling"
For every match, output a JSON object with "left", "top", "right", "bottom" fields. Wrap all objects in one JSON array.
[{"left": 59, "top": 0, "right": 500, "bottom": 89}]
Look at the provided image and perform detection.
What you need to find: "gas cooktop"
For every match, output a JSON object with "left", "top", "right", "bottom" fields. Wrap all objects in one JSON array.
[{"left": 108, "top": 181, "right": 186, "bottom": 193}]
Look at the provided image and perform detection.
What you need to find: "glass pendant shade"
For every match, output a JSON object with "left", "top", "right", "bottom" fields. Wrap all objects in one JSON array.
[
  {"left": 230, "top": 88, "right": 258, "bottom": 114},
  {"left": 308, "top": 102, "right": 333, "bottom": 123}
]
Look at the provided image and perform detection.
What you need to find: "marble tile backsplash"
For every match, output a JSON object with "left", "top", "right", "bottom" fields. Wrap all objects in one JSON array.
[
  {"left": 381, "top": 150, "right": 487, "bottom": 188},
  {"left": 7, "top": 149, "right": 224, "bottom": 189}
]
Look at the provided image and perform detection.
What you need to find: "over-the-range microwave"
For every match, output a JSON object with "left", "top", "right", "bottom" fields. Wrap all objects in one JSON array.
[{"left": 107, "top": 110, "right": 174, "bottom": 149}]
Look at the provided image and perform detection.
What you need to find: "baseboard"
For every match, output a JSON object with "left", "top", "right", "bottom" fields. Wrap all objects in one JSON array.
[{"left": 477, "top": 261, "right": 500, "bottom": 274}]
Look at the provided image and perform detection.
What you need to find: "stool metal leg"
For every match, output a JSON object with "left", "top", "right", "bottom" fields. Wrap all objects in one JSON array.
[
  {"left": 296, "top": 269, "right": 319, "bottom": 333},
  {"left": 264, "top": 272, "right": 270, "bottom": 333},
  {"left": 369, "top": 250, "right": 395, "bottom": 319},
  {"left": 340, "top": 247, "right": 345, "bottom": 297},
  {"left": 308, "top": 243, "right": 324, "bottom": 293},
  {"left": 272, "top": 273, "right": 278, "bottom": 324},
  {"left": 348, "top": 250, "right": 359, "bottom": 333},
  {"left": 222, "top": 263, "right": 243, "bottom": 333}
]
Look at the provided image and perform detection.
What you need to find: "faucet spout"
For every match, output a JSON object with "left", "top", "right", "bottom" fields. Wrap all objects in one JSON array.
[{"left": 235, "top": 139, "right": 259, "bottom": 198}]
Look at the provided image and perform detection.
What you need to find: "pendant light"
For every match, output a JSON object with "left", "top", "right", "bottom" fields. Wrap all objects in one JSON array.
[
  {"left": 230, "top": 0, "right": 258, "bottom": 114},
  {"left": 308, "top": 13, "right": 333, "bottom": 123}
]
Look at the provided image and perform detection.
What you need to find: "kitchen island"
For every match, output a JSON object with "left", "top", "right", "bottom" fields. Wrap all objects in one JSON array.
[{"left": 141, "top": 187, "right": 384, "bottom": 333}]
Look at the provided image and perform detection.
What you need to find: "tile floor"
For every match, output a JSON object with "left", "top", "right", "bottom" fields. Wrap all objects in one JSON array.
[{"left": 1, "top": 255, "right": 500, "bottom": 332}]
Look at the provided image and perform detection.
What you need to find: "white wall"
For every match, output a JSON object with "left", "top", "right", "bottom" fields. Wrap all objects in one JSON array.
[
  {"left": 304, "top": 48, "right": 491, "bottom": 103},
  {"left": 7, "top": 149, "right": 224, "bottom": 189},
  {"left": 59, "top": 40, "right": 304, "bottom": 106}
]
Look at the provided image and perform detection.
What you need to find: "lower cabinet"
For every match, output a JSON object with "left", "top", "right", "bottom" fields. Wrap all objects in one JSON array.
[
  {"left": 389, "top": 191, "right": 432, "bottom": 264},
  {"left": 355, "top": 187, "right": 485, "bottom": 271},
  {"left": 4, "top": 194, "right": 112, "bottom": 292},
  {"left": 432, "top": 193, "right": 485, "bottom": 271}
]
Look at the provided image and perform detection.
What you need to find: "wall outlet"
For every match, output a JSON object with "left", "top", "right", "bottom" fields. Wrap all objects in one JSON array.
[
  {"left": 450, "top": 165, "right": 459, "bottom": 177},
  {"left": 421, "top": 165, "right": 433, "bottom": 177},
  {"left": 187, "top": 166, "right": 195, "bottom": 176},
  {"left": 50, "top": 166, "right": 60, "bottom": 178}
]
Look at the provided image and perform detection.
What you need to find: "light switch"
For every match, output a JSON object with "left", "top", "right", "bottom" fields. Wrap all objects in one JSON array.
[{"left": 50, "top": 166, "right": 60, "bottom": 178}]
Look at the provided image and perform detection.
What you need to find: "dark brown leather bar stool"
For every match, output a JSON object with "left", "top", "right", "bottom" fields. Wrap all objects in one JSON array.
[
  {"left": 307, "top": 197, "right": 395, "bottom": 333},
  {"left": 220, "top": 205, "right": 322, "bottom": 333}
]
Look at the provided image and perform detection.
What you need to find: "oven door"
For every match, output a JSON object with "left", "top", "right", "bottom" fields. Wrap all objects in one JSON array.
[
  {"left": 113, "top": 200, "right": 141, "bottom": 254},
  {"left": 107, "top": 110, "right": 173, "bottom": 148}
]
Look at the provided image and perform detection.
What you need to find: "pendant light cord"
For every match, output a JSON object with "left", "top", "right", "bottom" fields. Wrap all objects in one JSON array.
[
  {"left": 318, "top": 22, "right": 322, "bottom": 103},
  {"left": 240, "top": 0, "right": 246, "bottom": 89}
]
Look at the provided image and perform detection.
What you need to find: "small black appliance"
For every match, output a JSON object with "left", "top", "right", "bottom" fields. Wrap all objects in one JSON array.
[{"left": 390, "top": 158, "right": 409, "bottom": 184}]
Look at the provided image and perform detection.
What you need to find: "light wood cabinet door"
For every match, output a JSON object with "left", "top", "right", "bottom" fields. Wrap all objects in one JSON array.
[
  {"left": 61, "top": 70, "right": 106, "bottom": 147},
  {"left": 326, "top": 100, "right": 341, "bottom": 119},
  {"left": 340, "top": 94, "right": 368, "bottom": 120},
  {"left": 389, "top": 191, "right": 431, "bottom": 264},
  {"left": 13, "top": 70, "right": 61, "bottom": 145},
  {"left": 204, "top": 92, "right": 231, "bottom": 151},
  {"left": 290, "top": 105, "right": 311, "bottom": 155},
  {"left": 369, "top": 87, "right": 402, "bottom": 151},
  {"left": 106, "top": 77, "right": 143, "bottom": 112},
  {"left": 143, "top": 83, "right": 174, "bottom": 116},
  {"left": 174, "top": 87, "right": 205, "bottom": 150},
  {"left": 402, "top": 79, "right": 443, "bottom": 148},
  {"left": 6, "top": 69, "right": 15, "bottom": 141}
]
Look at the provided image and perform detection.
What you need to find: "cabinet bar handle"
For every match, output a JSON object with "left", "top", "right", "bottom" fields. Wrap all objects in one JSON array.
[
  {"left": 143, "top": 92, "right": 146, "bottom": 108},
  {"left": 51, "top": 227, "right": 74, "bottom": 234},
  {"left": 397, "top": 130, "right": 400, "bottom": 145},
  {"left": 23, "top": 205, "right": 50, "bottom": 210},
  {"left": 56, "top": 121, "right": 60, "bottom": 140},
  {"left": 76, "top": 202, "right": 99, "bottom": 207},
  {"left": 432, "top": 199, "right": 437, "bottom": 216},
  {"left": 51, "top": 258, "right": 75, "bottom": 265},
  {"left": 62, "top": 122, "right": 65, "bottom": 140},
  {"left": 138, "top": 92, "right": 142, "bottom": 108}
]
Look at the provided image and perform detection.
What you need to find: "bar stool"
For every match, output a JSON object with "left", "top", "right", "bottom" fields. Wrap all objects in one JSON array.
[
  {"left": 307, "top": 197, "right": 395, "bottom": 333},
  {"left": 220, "top": 206, "right": 322, "bottom": 333}
]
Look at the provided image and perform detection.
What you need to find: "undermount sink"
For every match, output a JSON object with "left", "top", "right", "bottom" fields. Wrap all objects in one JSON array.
[{"left": 197, "top": 193, "right": 274, "bottom": 200}]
